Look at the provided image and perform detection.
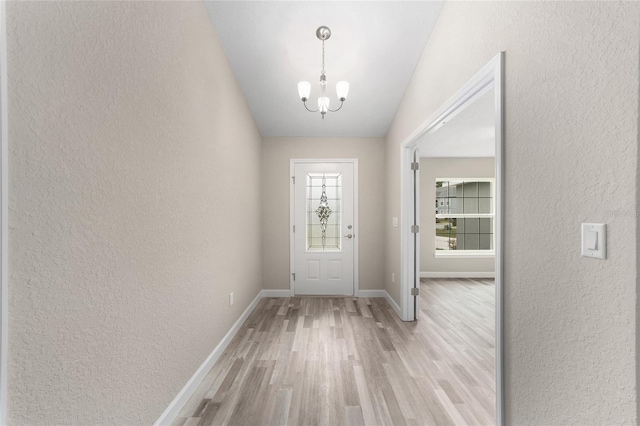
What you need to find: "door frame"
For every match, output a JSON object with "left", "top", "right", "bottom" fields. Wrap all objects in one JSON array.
[
  {"left": 289, "top": 159, "right": 359, "bottom": 296},
  {"left": 399, "top": 52, "right": 504, "bottom": 424}
]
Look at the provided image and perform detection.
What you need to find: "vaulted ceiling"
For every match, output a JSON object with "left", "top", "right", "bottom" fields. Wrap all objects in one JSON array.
[{"left": 204, "top": 1, "right": 444, "bottom": 137}]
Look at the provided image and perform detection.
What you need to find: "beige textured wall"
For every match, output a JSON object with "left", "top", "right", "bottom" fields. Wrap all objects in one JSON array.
[
  {"left": 262, "top": 137, "right": 385, "bottom": 292},
  {"left": 420, "top": 157, "right": 495, "bottom": 274},
  {"left": 386, "top": 2, "right": 639, "bottom": 424},
  {"left": 7, "top": 2, "right": 262, "bottom": 424}
]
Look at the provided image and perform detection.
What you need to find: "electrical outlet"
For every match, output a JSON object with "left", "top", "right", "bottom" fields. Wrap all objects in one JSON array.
[
  {"left": 229, "top": 292, "right": 234, "bottom": 306},
  {"left": 392, "top": 273, "right": 395, "bottom": 283}
]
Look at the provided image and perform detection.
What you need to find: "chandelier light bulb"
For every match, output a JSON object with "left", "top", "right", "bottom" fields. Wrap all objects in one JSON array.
[
  {"left": 298, "top": 81, "right": 311, "bottom": 101},
  {"left": 318, "top": 97, "right": 330, "bottom": 114},
  {"left": 336, "top": 81, "right": 349, "bottom": 101}
]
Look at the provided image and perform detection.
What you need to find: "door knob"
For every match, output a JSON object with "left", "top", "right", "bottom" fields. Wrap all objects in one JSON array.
[{"left": 344, "top": 234, "right": 353, "bottom": 239}]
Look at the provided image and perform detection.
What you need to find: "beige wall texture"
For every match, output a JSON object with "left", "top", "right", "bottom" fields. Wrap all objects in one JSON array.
[
  {"left": 386, "top": 2, "right": 640, "bottom": 424},
  {"left": 420, "top": 157, "right": 495, "bottom": 274},
  {"left": 261, "top": 137, "right": 385, "bottom": 292},
  {"left": 7, "top": 2, "right": 262, "bottom": 424}
]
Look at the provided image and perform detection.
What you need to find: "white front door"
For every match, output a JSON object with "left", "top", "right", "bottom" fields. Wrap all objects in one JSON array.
[{"left": 292, "top": 161, "right": 355, "bottom": 295}]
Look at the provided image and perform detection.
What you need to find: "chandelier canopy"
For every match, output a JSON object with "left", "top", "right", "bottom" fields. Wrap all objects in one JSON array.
[{"left": 297, "top": 26, "right": 349, "bottom": 119}]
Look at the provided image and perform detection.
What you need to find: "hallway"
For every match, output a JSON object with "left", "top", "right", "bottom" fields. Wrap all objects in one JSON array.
[{"left": 174, "top": 279, "right": 495, "bottom": 425}]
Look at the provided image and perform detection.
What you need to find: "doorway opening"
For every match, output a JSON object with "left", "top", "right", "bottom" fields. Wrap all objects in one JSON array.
[{"left": 399, "top": 53, "right": 504, "bottom": 424}]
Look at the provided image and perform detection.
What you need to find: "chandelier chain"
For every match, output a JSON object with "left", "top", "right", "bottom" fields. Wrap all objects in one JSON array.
[{"left": 321, "top": 40, "right": 325, "bottom": 76}]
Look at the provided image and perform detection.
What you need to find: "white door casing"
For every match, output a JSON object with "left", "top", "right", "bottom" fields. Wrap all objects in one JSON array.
[{"left": 290, "top": 160, "right": 357, "bottom": 296}]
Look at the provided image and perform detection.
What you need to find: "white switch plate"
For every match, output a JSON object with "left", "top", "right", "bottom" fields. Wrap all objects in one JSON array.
[
  {"left": 581, "top": 223, "right": 606, "bottom": 259},
  {"left": 392, "top": 217, "right": 399, "bottom": 227}
]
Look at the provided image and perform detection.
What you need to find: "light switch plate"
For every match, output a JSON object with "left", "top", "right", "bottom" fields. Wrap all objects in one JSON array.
[
  {"left": 392, "top": 217, "right": 399, "bottom": 227},
  {"left": 581, "top": 223, "right": 606, "bottom": 259}
]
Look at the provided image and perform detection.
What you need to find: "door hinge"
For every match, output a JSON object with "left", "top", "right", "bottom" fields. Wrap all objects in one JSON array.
[
  {"left": 292, "top": 273, "right": 296, "bottom": 281},
  {"left": 410, "top": 162, "right": 420, "bottom": 171},
  {"left": 292, "top": 176, "right": 295, "bottom": 184},
  {"left": 411, "top": 224, "right": 420, "bottom": 233},
  {"left": 411, "top": 287, "right": 420, "bottom": 296},
  {"left": 293, "top": 225, "right": 295, "bottom": 233}
]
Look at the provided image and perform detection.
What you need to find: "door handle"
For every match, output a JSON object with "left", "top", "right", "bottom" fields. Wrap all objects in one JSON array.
[{"left": 344, "top": 234, "right": 353, "bottom": 239}]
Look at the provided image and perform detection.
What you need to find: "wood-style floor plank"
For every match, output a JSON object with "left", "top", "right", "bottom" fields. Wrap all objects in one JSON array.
[{"left": 173, "top": 278, "right": 495, "bottom": 425}]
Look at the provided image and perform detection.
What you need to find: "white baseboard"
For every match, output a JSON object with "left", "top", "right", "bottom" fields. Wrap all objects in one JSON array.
[
  {"left": 420, "top": 271, "right": 495, "bottom": 278},
  {"left": 383, "top": 291, "right": 402, "bottom": 318},
  {"left": 357, "top": 289, "right": 386, "bottom": 298},
  {"left": 154, "top": 290, "right": 264, "bottom": 425},
  {"left": 261, "top": 289, "right": 293, "bottom": 297}
]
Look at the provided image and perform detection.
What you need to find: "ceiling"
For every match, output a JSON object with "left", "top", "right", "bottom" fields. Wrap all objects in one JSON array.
[
  {"left": 204, "top": 1, "right": 444, "bottom": 138},
  {"left": 417, "top": 88, "right": 495, "bottom": 158}
]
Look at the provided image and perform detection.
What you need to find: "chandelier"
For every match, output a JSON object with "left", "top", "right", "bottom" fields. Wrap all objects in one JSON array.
[{"left": 297, "top": 26, "right": 349, "bottom": 119}]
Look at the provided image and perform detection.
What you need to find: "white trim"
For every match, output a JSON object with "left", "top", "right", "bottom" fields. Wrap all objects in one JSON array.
[
  {"left": 434, "top": 252, "right": 495, "bottom": 258},
  {"left": 353, "top": 161, "right": 359, "bottom": 298},
  {"left": 494, "top": 51, "right": 505, "bottom": 426},
  {"left": 289, "top": 159, "right": 359, "bottom": 297},
  {"left": 435, "top": 214, "right": 494, "bottom": 219},
  {"left": 357, "top": 290, "right": 386, "bottom": 298},
  {"left": 261, "top": 289, "right": 293, "bottom": 298},
  {"left": 289, "top": 162, "right": 295, "bottom": 294},
  {"left": 414, "top": 150, "right": 420, "bottom": 320},
  {"left": 420, "top": 271, "right": 495, "bottom": 279},
  {"left": 0, "top": 1, "right": 8, "bottom": 421},
  {"left": 399, "top": 52, "right": 505, "bottom": 426},
  {"left": 154, "top": 290, "right": 265, "bottom": 425},
  {"left": 399, "top": 147, "right": 416, "bottom": 321},
  {"left": 383, "top": 291, "right": 402, "bottom": 318},
  {"left": 436, "top": 177, "right": 494, "bottom": 182}
]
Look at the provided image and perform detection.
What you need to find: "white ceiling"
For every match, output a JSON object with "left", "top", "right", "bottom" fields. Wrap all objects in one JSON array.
[
  {"left": 204, "top": 1, "right": 444, "bottom": 137},
  {"left": 418, "top": 88, "right": 495, "bottom": 158}
]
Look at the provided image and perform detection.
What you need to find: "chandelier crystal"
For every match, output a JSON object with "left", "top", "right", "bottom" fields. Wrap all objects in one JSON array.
[{"left": 297, "top": 26, "right": 349, "bottom": 119}]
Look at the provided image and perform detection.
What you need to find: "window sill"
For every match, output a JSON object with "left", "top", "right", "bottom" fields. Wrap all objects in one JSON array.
[{"left": 434, "top": 251, "right": 495, "bottom": 259}]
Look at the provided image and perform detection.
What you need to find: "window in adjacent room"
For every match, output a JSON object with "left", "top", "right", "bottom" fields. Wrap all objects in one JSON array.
[{"left": 435, "top": 179, "right": 494, "bottom": 255}]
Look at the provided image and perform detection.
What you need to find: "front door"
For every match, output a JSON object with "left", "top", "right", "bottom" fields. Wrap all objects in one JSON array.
[{"left": 292, "top": 161, "right": 355, "bottom": 295}]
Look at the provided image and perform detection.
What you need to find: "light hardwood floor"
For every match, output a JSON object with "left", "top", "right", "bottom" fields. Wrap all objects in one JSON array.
[{"left": 173, "top": 278, "right": 495, "bottom": 426}]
